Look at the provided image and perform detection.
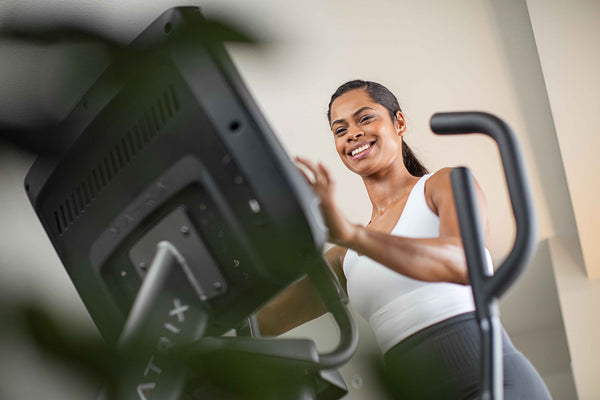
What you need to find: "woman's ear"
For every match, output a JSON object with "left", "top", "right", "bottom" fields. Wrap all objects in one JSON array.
[{"left": 394, "top": 111, "right": 407, "bottom": 136}]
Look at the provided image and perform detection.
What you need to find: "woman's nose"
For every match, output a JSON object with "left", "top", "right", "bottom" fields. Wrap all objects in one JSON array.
[{"left": 348, "top": 129, "right": 364, "bottom": 141}]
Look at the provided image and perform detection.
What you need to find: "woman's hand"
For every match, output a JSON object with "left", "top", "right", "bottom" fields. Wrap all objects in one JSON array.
[{"left": 295, "top": 157, "right": 358, "bottom": 247}]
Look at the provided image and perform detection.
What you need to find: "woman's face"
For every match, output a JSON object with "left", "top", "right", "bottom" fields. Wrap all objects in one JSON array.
[{"left": 329, "top": 89, "right": 406, "bottom": 177}]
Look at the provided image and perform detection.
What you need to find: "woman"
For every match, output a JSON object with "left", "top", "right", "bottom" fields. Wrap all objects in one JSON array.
[{"left": 257, "top": 80, "right": 551, "bottom": 399}]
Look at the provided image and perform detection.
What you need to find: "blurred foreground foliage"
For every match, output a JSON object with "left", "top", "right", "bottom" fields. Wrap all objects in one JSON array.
[
  {"left": 0, "top": 7, "right": 265, "bottom": 399},
  {"left": 0, "top": 9, "right": 261, "bottom": 155}
]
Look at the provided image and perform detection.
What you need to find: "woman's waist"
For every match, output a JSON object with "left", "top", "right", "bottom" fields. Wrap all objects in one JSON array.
[
  {"left": 366, "top": 284, "right": 475, "bottom": 353},
  {"left": 350, "top": 278, "right": 472, "bottom": 320}
]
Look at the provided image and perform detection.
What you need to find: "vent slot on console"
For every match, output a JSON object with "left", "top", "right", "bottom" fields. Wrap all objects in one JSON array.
[{"left": 53, "top": 85, "right": 181, "bottom": 235}]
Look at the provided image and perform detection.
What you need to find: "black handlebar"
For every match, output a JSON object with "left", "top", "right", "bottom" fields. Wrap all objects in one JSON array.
[
  {"left": 430, "top": 112, "right": 537, "bottom": 300},
  {"left": 430, "top": 111, "right": 538, "bottom": 400},
  {"left": 231, "top": 256, "right": 358, "bottom": 371},
  {"left": 305, "top": 256, "right": 358, "bottom": 369}
]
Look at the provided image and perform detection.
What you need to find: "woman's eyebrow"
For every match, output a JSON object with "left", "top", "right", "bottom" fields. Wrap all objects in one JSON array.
[{"left": 330, "top": 107, "right": 375, "bottom": 128}]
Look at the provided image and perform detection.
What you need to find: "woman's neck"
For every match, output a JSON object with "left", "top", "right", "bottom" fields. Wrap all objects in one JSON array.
[{"left": 362, "top": 165, "right": 420, "bottom": 221}]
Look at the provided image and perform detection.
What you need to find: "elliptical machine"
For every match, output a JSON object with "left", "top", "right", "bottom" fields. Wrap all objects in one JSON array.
[{"left": 22, "top": 7, "right": 536, "bottom": 400}]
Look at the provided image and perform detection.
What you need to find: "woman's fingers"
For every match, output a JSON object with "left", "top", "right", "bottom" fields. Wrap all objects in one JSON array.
[
  {"left": 295, "top": 157, "right": 317, "bottom": 184},
  {"left": 297, "top": 166, "right": 313, "bottom": 185},
  {"left": 295, "top": 157, "right": 350, "bottom": 245},
  {"left": 295, "top": 156, "right": 318, "bottom": 176},
  {"left": 295, "top": 157, "right": 335, "bottom": 203},
  {"left": 318, "top": 163, "right": 331, "bottom": 186},
  {"left": 295, "top": 157, "right": 328, "bottom": 188}
]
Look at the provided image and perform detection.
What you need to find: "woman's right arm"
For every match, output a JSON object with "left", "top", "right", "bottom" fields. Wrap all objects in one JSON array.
[{"left": 256, "top": 245, "right": 347, "bottom": 336}]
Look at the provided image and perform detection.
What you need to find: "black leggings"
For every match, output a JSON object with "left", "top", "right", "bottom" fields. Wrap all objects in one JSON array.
[{"left": 383, "top": 312, "right": 552, "bottom": 400}]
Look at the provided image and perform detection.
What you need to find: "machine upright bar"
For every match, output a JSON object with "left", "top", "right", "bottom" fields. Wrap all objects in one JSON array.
[{"left": 430, "top": 112, "right": 538, "bottom": 400}]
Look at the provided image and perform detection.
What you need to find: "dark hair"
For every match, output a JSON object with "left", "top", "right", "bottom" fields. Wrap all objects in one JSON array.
[{"left": 327, "top": 80, "right": 429, "bottom": 177}]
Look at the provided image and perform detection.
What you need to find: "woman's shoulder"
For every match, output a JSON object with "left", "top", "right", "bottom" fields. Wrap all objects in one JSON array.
[
  {"left": 425, "top": 167, "right": 485, "bottom": 195},
  {"left": 424, "top": 167, "right": 488, "bottom": 216},
  {"left": 423, "top": 167, "right": 454, "bottom": 190},
  {"left": 427, "top": 167, "right": 453, "bottom": 181},
  {"left": 423, "top": 168, "right": 454, "bottom": 215}
]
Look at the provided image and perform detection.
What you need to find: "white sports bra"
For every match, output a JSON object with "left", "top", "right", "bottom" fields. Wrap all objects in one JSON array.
[{"left": 343, "top": 174, "right": 492, "bottom": 354}]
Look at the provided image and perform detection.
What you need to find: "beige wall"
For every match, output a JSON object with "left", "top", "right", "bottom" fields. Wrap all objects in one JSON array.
[
  {"left": 0, "top": 0, "right": 595, "bottom": 398},
  {"left": 525, "top": 1, "right": 600, "bottom": 398},
  {"left": 222, "top": 0, "right": 578, "bottom": 398},
  {"left": 526, "top": 0, "right": 600, "bottom": 280},
  {"left": 548, "top": 236, "right": 600, "bottom": 400}
]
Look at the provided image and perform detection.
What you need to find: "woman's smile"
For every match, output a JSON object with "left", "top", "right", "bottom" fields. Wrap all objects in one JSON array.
[{"left": 348, "top": 139, "right": 377, "bottom": 160}]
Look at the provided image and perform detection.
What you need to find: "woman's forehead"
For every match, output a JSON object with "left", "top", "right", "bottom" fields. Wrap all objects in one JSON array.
[{"left": 330, "top": 90, "right": 383, "bottom": 121}]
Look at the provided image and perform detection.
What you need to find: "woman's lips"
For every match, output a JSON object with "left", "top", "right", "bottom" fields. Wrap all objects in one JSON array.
[{"left": 349, "top": 141, "right": 375, "bottom": 160}]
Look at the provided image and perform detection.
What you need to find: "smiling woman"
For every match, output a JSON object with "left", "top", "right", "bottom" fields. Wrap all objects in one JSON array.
[
  {"left": 327, "top": 80, "right": 428, "bottom": 179},
  {"left": 258, "top": 80, "right": 552, "bottom": 399}
]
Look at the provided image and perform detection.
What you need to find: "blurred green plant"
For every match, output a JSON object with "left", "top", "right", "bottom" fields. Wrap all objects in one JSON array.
[
  {"left": 7, "top": 301, "right": 315, "bottom": 400},
  {"left": 0, "top": 9, "right": 260, "bottom": 155},
  {"left": 0, "top": 7, "right": 266, "bottom": 399}
]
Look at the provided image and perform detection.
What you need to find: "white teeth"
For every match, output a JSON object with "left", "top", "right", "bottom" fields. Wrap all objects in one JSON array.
[{"left": 351, "top": 143, "right": 371, "bottom": 156}]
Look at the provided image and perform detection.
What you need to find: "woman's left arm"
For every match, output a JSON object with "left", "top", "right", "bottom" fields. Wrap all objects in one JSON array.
[{"left": 296, "top": 160, "right": 489, "bottom": 285}]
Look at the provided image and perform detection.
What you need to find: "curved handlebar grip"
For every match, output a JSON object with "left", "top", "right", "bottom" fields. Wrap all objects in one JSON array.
[
  {"left": 306, "top": 257, "right": 358, "bottom": 369},
  {"left": 430, "top": 112, "right": 537, "bottom": 299}
]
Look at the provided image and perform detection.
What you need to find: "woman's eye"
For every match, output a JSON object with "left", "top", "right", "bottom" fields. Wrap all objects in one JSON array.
[
  {"left": 335, "top": 127, "right": 347, "bottom": 135},
  {"left": 360, "top": 115, "right": 373, "bottom": 123}
]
